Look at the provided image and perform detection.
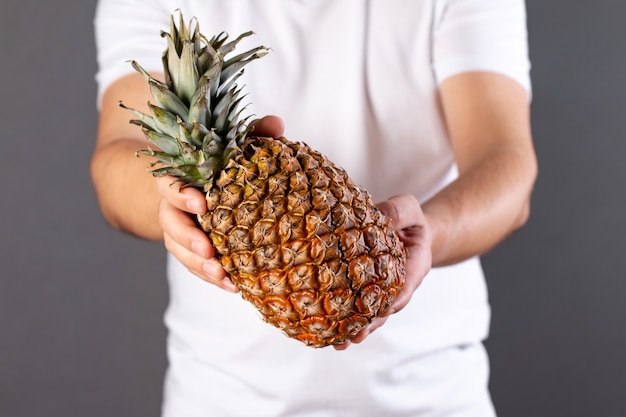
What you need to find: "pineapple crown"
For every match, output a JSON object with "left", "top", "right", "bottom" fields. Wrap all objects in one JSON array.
[{"left": 121, "top": 12, "right": 269, "bottom": 190}]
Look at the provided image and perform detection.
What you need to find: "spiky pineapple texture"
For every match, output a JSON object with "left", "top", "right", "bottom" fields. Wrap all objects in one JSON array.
[{"left": 122, "top": 13, "right": 407, "bottom": 347}]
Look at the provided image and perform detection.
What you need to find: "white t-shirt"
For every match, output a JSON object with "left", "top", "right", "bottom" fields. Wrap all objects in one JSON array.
[{"left": 95, "top": 1, "right": 531, "bottom": 415}]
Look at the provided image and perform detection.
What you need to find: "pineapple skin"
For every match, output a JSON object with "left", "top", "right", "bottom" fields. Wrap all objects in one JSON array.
[
  {"left": 121, "top": 14, "right": 407, "bottom": 348},
  {"left": 199, "top": 136, "right": 407, "bottom": 348}
]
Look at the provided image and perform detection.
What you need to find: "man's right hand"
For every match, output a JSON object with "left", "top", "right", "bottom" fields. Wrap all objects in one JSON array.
[{"left": 155, "top": 115, "right": 285, "bottom": 292}]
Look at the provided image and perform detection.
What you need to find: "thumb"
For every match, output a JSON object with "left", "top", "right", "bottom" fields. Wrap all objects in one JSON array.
[
  {"left": 249, "top": 115, "right": 285, "bottom": 139},
  {"left": 376, "top": 194, "right": 423, "bottom": 230}
]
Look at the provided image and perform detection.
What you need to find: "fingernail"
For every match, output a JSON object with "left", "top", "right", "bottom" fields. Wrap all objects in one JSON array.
[
  {"left": 186, "top": 199, "right": 202, "bottom": 214},
  {"left": 202, "top": 260, "right": 220, "bottom": 277},
  {"left": 222, "top": 280, "right": 239, "bottom": 293},
  {"left": 203, "top": 261, "right": 238, "bottom": 292},
  {"left": 191, "top": 241, "right": 205, "bottom": 257}
]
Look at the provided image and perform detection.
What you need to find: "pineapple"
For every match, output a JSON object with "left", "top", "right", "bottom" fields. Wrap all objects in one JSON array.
[{"left": 122, "top": 13, "right": 407, "bottom": 347}]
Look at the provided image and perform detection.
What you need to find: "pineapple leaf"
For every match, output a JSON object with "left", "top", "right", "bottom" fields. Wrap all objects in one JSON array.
[
  {"left": 177, "top": 12, "right": 190, "bottom": 42},
  {"left": 217, "top": 31, "right": 254, "bottom": 55},
  {"left": 147, "top": 79, "right": 190, "bottom": 119},
  {"left": 187, "top": 74, "right": 211, "bottom": 125},
  {"left": 141, "top": 128, "right": 184, "bottom": 155},
  {"left": 212, "top": 84, "right": 245, "bottom": 132},
  {"left": 127, "top": 12, "right": 272, "bottom": 190},
  {"left": 147, "top": 148, "right": 199, "bottom": 167},
  {"left": 216, "top": 70, "right": 244, "bottom": 99},
  {"left": 175, "top": 40, "right": 200, "bottom": 104},
  {"left": 118, "top": 101, "right": 159, "bottom": 132},
  {"left": 161, "top": 31, "right": 178, "bottom": 91},
  {"left": 210, "top": 31, "right": 230, "bottom": 51},
  {"left": 203, "top": 131, "right": 224, "bottom": 155},
  {"left": 176, "top": 117, "right": 203, "bottom": 148},
  {"left": 222, "top": 138, "right": 241, "bottom": 162},
  {"left": 130, "top": 60, "right": 190, "bottom": 118},
  {"left": 197, "top": 40, "right": 219, "bottom": 75},
  {"left": 221, "top": 46, "right": 269, "bottom": 85},
  {"left": 190, "top": 122, "right": 209, "bottom": 146},
  {"left": 151, "top": 165, "right": 194, "bottom": 178},
  {"left": 148, "top": 103, "right": 181, "bottom": 139}
]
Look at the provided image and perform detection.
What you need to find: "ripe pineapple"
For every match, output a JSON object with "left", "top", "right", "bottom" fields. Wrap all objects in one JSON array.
[{"left": 123, "top": 13, "right": 407, "bottom": 347}]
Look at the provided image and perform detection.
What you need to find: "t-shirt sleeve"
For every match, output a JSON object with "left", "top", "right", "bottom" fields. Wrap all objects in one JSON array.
[
  {"left": 432, "top": 0, "right": 531, "bottom": 95},
  {"left": 94, "top": 0, "right": 171, "bottom": 107}
]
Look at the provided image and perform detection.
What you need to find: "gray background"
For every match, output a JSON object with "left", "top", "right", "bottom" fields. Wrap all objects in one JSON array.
[{"left": 1, "top": 1, "right": 624, "bottom": 416}]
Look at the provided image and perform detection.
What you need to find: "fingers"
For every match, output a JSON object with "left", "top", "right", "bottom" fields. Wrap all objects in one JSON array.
[
  {"left": 341, "top": 193, "right": 433, "bottom": 348},
  {"left": 159, "top": 199, "right": 238, "bottom": 292},
  {"left": 156, "top": 176, "right": 237, "bottom": 292},
  {"left": 332, "top": 316, "right": 390, "bottom": 351},
  {"left": 156, "top": 176, "right": 207, "bottom": 215},
  {"left": 249, "top": 115, "right": 285, "bottom": 139},
  {"left": 333, "top": 341, "right": 351, "bottom": 351},
  {"left": 376, "top": 193, "right": 424, "bottom": 230},
  {"left": 387, "top": 222, "right": 432, "bottom": 316},
  {"left": 336, "top": 195, "right": 437, "bottom": 350}
]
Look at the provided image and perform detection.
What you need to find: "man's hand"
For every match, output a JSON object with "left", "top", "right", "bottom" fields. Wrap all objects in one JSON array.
[
  {"left": 157, "top": 179, "right": 236, "bottom": 290},
  {"left": 156, "top": 115, "right": 285, "bottom": 291},
  {"left": 334, "top": 194, "right": 433, "bottom": 350}
]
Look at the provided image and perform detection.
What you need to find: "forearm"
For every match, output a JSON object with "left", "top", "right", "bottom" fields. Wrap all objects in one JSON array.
[
  {"left": 91, "top": 138, "right": 163, "bottom": 241},
  {"left": 422, "top": 147, "right": 537, "bottom": 267}
]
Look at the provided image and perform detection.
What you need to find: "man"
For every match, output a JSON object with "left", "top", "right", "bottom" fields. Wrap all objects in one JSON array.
[{"left": 92, "top": 1, "right": 537, "bottom": 415}]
